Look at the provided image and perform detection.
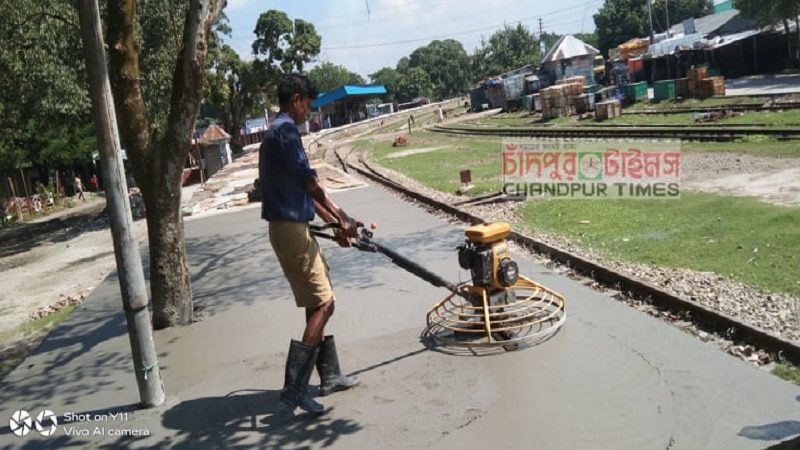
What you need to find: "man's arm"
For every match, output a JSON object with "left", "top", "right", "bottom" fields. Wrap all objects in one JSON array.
[{"left": 307, "top": 176, "right": 357, "bottom": 247}]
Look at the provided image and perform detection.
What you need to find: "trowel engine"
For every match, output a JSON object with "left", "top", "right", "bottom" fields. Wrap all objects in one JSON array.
[{"left": 457, "top": 223, "right": 519, "bottom": 309}]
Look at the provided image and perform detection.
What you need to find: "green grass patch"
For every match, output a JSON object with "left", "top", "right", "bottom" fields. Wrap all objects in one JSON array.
[
  {"left": 0, "top": 305, "right": 77, "bottom": 347},
  {"left": 772, "top": 363, "right": 800, "bottom": 386},
  {"left": 0, "top": 305, "right": 77, "bottom": 380},
  {"left": 627, "top": 96, "right": 769, "bottom": 111},
  {"left": 367, "top": 133, "right": 504, "bottom": 196},
  {"left": 517, "top": 193, "right": 800, "bottom": 296}
]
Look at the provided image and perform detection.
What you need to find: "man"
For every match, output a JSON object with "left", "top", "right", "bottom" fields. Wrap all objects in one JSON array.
[
  {"left": 74, "top": 176, "right": 85, "bottom": 201},
  {"left": 260, "top": 74, "right": 360, "bottom": 415}
]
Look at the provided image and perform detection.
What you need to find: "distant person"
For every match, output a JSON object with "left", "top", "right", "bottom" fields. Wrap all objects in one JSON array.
[
  {"left": 74, "top": 176, "right": 85, "bottom": 201},
  {"left": 89, "top": 174, "right": 99, "bottom": 192},
  {"left": 260, "top": 73, "right": 360, "bottom": 415}
]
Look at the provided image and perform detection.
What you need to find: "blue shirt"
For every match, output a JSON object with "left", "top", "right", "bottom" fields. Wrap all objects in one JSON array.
[{"left": 260, "top": 113, "right": 317, "bottom": 222}]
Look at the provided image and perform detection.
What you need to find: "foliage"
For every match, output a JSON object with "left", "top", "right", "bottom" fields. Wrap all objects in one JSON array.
[
  {"left": 252, "top": 10, "right": 321, "bottom": 92},
  {"left": 594, "top": 0, "right": 712, "bottom": 55},
  {"left": 205, "top": 44, "right": 261, "bottom": 145},
  {"left": 0, "top": 0, "right": 91, "bottom": 171},
  {"left": 369, "top": 67, "right": 402, "bottom": 102},
  {"left": 308, "top": 62, "right": 365, "bottom": 94},
  {"left": 573, "top": 32, "right": 599, "bottom": 50},
  {"left": 472, "top": 24, "right": 538, "bottom": 80},
  {"left": 396, "top": 67, "right": 434, "bottom": 103},
  {"left": 406, "top": 39, "right": 472, "bottom": 99}
]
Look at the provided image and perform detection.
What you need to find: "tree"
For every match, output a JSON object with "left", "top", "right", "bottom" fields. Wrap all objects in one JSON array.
[
  {"left": 573, "top": 32, "right": 599, "bottom": 50},
  {"left": 369, "top": 67, "right": 402, "bottom": 102},
  {"left": 406, "top": 39, "right": 472, "bottom": 99},
  {"left": 205, "top": 45, "right": 261, "bottom": 148},
  {"left": 472, "top": 24, "right": 538, "bottom": 80},
  {"left": 0, "top": 0, "right": 92, "bottom": 173},
  {"left": 252, "top": 10, "right": 321, "bottom": 93},
  {"left": 396, "top": 67, "right": 434, "bottom": 102},
  {"left": 593, "top": 0, "right": 649, "bottom": 56},
  {"left": 106, "top": 0, "right": 225, "bottom": 328},
  {"left": 308, "top": 62, "right": 365, "bottom": 94},
  {"left": 593, "top": 0, "right": 712, "bottom": 55}
]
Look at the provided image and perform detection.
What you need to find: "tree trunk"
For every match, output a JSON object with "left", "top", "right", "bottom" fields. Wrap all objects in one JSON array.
[
  {"left": 144, "top": 175, "right": 192, "bottom": 328},
  {"left": 107, "top": 0, "right": 224, "bottom": 329}
]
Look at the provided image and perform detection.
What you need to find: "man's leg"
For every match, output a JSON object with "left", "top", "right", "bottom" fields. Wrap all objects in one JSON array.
[{"left": 303, "top": 300, "right": 335, "bottom": 345}]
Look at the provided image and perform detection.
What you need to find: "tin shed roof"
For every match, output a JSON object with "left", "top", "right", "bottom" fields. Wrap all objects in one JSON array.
[{"left": 541, "top": 35, "right": 598, "bottom": 63}]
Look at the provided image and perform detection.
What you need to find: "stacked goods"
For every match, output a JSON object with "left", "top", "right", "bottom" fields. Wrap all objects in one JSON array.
[
  {"left": 624, "top": 82, "right": 648, "bottom": 103},
  {"left": 584, "top": 83, "right": 601, "bottom": 94},
  {"left": 674, "top": 78, "right": 689, "bottom": 98},
  {"left": 687, "top": 67, "right": 708, "bottom": 97},
  {"left": 595, "top": 99, "right": 622, "bottom": 121},
  {"left": 575, "top": 93, "right": 596, "bottom": 114},
  {"left": 617, "top": 37, "right": 650, "bottom": 60},
  {"left": 540, "top": 85, "right": 576, "bottom": 119},
  {"left": 556, "top": 75, "right": 586, "bottom": 89},
  {"left": 653, "top": 80, "right": 676, "bottom": 101},
  {"left": 596, "top": 86, "right": 617, "bottom": 102},
  {"left": 699, "top": 76, "right": 725, "bottom": 97}
]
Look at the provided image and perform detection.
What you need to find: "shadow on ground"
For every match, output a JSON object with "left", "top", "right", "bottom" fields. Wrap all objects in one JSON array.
[{"left": 158, "top": 389, "right": 362, "bottom": 449}]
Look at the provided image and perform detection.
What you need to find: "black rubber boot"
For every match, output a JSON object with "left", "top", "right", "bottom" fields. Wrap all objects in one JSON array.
[
  {"left": 280, "top": 340, "right": 325, "bottom": 414},
  {"left": 317, "top": 335, "right": 359, "bottom": 397}
]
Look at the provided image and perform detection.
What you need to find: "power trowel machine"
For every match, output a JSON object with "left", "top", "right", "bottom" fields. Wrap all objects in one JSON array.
[{"left": 311, "top": 221, "right": 566, "bottom": 352}]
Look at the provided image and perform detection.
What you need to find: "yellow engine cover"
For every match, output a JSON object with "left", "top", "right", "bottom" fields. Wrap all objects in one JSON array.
[{"left": 465, "top": 222, "right": 511, "bottom": 244}]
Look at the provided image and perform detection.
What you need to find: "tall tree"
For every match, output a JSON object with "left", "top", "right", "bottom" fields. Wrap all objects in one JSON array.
[
  {"left": 406, "top": 39, "right": 472, "bottom": 99},
  {"left": 251, "top": 10, "right": 321, "bottom": 94},
  {"left": 106, "top": 0, "right": 225, "bottom": 328},
  {"left": 0, "top": 0, "right": 92, "bottom": 173},
  {"left": 206, "top": 45, "right": 261, "bottom": 148},
  {"left": 308, "top": 62, "right": 365, "bottom": 93},
  {"left": 396, "top": 66, "right": 434, "bottom": 102},
  {"left": 472, "top": 24, "right": 538, "bottom": 80},
  {"left": 369, "top": 67, "right": 402, "bottom": 102}
]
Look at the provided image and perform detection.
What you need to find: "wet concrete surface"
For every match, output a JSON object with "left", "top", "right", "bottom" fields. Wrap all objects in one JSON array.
[{"left": 0, "top": 185, "right": 799, "bottom": 449}]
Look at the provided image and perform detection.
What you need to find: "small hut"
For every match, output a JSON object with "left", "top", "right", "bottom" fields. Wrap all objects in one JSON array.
[{"left": 198, "top": 124, "right": 232, "bottom": 179}]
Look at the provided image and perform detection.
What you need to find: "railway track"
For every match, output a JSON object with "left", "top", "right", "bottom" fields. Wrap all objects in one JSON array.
[
  {"left": 431, "top": 124, "right": 800, "bottom": 141},
  {"left": 332, "top": 147, "right": 800, "bottom": 365}
]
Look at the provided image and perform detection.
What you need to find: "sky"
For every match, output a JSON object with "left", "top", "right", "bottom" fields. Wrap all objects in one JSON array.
[{"left": 223, "top": 0, "right": 605, "bottom": 80}]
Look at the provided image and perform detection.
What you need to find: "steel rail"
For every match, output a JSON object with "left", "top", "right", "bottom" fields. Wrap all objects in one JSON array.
[{"left": 337, "top": 151, "right": 800, "bottom": 364}]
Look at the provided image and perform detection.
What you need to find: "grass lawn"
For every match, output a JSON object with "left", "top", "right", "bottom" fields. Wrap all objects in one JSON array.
[
  {"left": 360, "top": 129, "right": 800, "bottom": 297},
  {"left": 517, "top": 194, "right": 800, "bottom": 297}
]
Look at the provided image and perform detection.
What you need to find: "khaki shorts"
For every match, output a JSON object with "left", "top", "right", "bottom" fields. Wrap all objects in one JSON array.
[{"left": 269, "top": 221, "right": 334, "bottom": 308}]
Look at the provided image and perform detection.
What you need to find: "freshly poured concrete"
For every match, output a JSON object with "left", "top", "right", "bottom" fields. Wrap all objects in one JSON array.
[{"left": 1, "top": 185, "right": 798, "bottom": 449}]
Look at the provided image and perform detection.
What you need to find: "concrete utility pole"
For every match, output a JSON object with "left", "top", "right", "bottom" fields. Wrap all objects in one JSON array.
[
  {"left": 646, "top": 0, "right": 655, "bottom": 43},
  {"left": 77, "top": 0, "right": 165, "bottom": 407}
]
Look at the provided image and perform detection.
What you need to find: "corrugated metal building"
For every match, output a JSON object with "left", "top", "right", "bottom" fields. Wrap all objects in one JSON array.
[
  {"left": 541, "top": 35, "right": 599, "bottom": 84},
  {"left": 311, "top": 85, "right": 387, "bottom": 128}
]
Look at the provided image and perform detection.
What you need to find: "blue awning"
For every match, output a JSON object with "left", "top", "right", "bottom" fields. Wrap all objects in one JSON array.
[{"left": 311, "top": 85, "right": 387, "bottom": 109}]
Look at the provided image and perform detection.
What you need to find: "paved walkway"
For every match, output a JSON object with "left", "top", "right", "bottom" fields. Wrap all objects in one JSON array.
[
  {"left": 725, "top": 74, "right": 800, "bottom": 96},
  {"left": 1, "top": 185, "right": 798, "bottom": 449}
]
